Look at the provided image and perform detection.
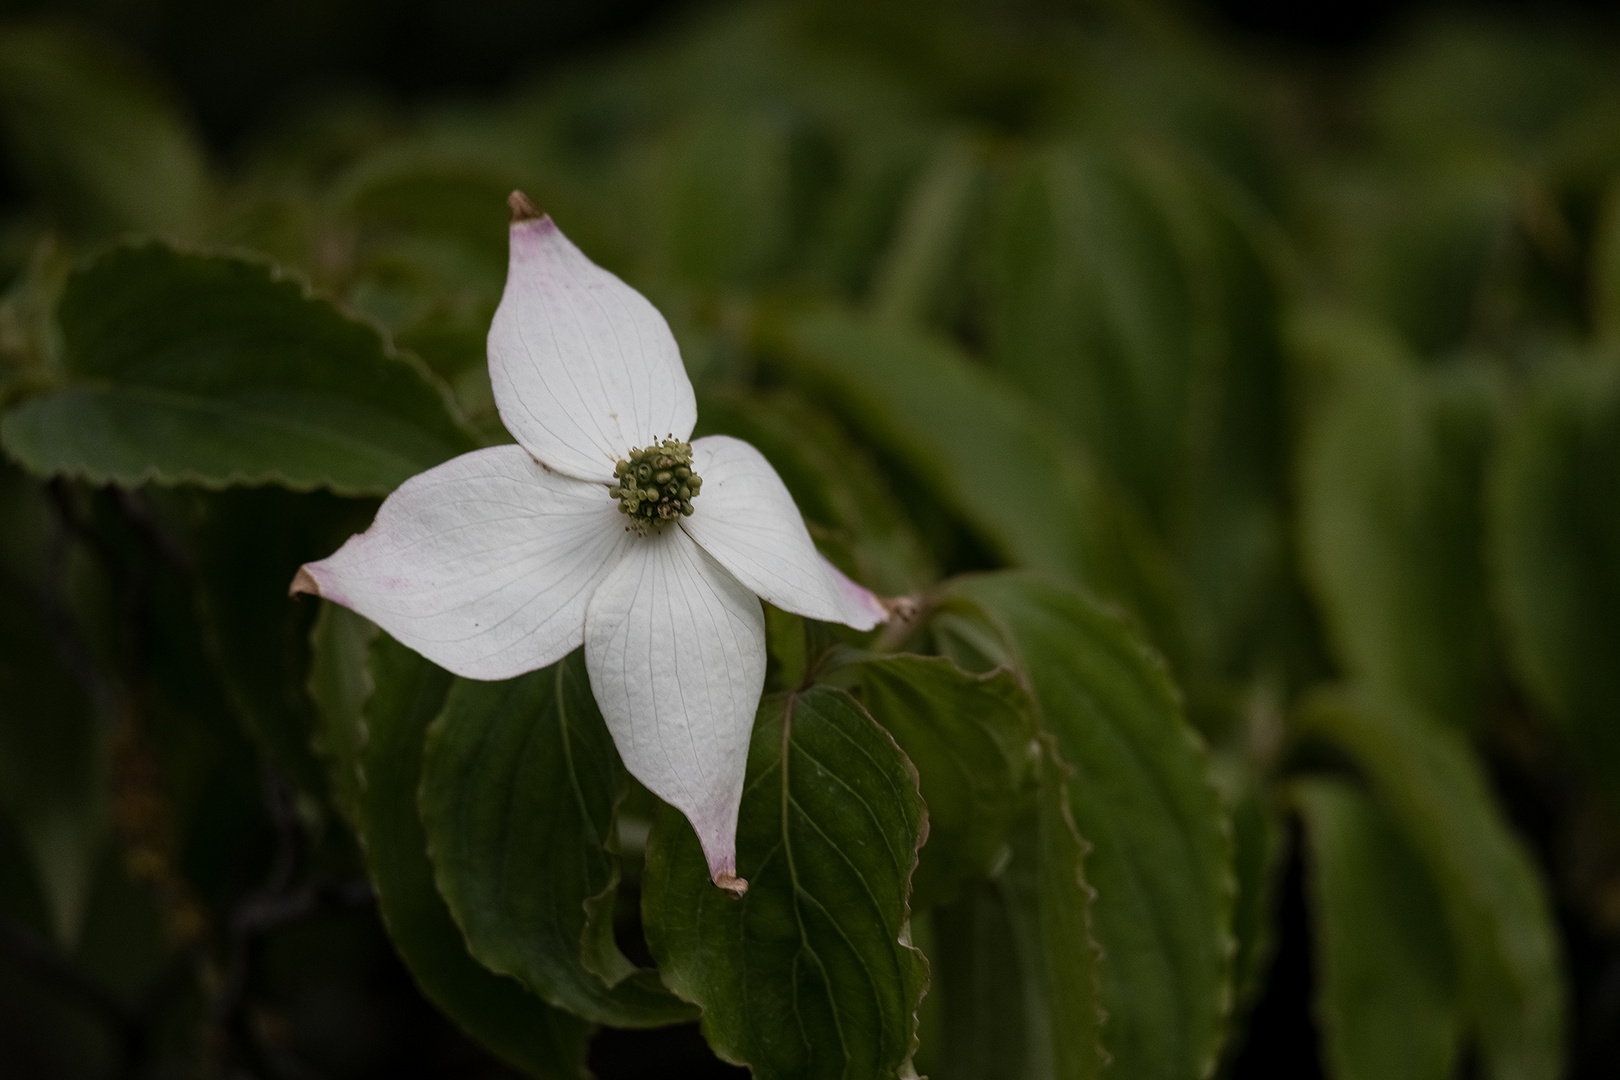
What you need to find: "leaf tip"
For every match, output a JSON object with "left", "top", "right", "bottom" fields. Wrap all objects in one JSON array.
[
  {"left": 508, "top": 190, "right": 544, "bottom": 224},
  {"left": 712, "top": 871, "right": 748, "bottom": 898}
]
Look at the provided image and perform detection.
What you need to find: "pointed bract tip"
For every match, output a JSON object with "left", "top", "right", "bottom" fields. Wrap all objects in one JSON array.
[
  {"left": 713, "top": 871, "right": 748, "bottom": 898},
  {"left": 289, "top": 566, "right": 321, "bottom": 598},
  {"left": 880, "top": 594, "right": 921, "bottom": 624},
  {"left": 508, "top": 190, "right": 543, "bottom": 224}
]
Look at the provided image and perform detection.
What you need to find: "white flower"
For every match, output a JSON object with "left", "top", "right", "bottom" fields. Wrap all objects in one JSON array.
[{"left": 293, "top": 193, "right": 887, "bottom": 894}]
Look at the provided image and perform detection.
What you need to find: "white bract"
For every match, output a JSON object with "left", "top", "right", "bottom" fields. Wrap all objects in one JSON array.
[{"left": 293, "top": 194, "right": 887, "bottom": 894}]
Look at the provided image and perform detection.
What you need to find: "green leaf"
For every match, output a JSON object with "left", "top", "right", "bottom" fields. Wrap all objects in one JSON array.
[
  {"left": 940, "top": 572, "right": 1234, "bottom": 1080},
  {"left": 988, "top": 143, "right": 1296, "bottom": 678},
  {"left": 912, "top": 888, "right": 1025, "bottom": 1079},
  {"left": 336, "top": 155, "right": 515, "bottom": 406},
  {"left": 0, "top": 25, "right": 210, "bottom": 238},
  {"left": 642, "top": 686, "right": 929, "bottom": 1080},
  {"left": 806, "top": 118, "right": 936, "bottom": 300},
  {"left": 0, "top": 465, "right": 113, "bottom": 948},
  {"left": 765, "top": 307, "right": 1088, "bottom": 576},
  {"left": 418, "top": 650, "right": 697, "bottom": 1027},
  {"left": 1, "top": 242, "right": 477, "bottom": 494},
  {"left": 1367, "top": 23, "right": 1606, "bottom": 165},
  {"left": 764, "top": 604, "right": 810, "bottom": 692},
  {"left": 306, "top": 614, "right": 589, "bottom": 1078},
  {"left": 1294, "top": 312, "right": 1498, "bottom": 727},
  {"left": 922, "top": 742, "right": 1106, "bottom": 1080},
  {"left": 1593, "top": 181, "right": 1620, "bottom": 342},
  {"left": 1215, "top": 757, "right": 1286, "bottom": 1018},
  {"left": 304, "top": 604, "right": 375, "bottom": 831},
  {"left": 1295, "top": 777, "right": 1461, "bottom": 1080},
  {"left": 0, "top": 573, "right": 107, "bottom": 948},
  {"left": 870, "top": 138, "right": 987, "bottom": 328},
  {"left": 1165, "top": 178, "right": 1293, "bottom": 677},
  {"left": 340, "top": 160, "right": 514, "bottom": 270},
  {"left": 657, "top": 108, "right": 803, "bottom": 288},
  {"left": 1299, "top": 688, "right": 1566, "bottom": 1080},
  {"left": 836, "top": 654, "right": 1038, "bottom": 909},
  {"left": 992, "top": 742, "right": 1106, "bottom": 1080},
  {"left": 1074, "top": 40, "right": 1284, "bottom": 216},
  {"left": 988, "top": 145, "right": 1197, "bottom": 526},
  {"left": 0, "top": 239, "right": 74, "bottom": 407},
  {"left": 191, "top": 487, "right": 373, "bottom": 800},
  {"left": 1315, "top": 168, "right": 1514, "bottom": 356},
  {"left": 1488, "top": 356, "right": 1620, "bottom": 787},
  {"left": 767, "top": 308, "right": 1184, "bottom": 660}
]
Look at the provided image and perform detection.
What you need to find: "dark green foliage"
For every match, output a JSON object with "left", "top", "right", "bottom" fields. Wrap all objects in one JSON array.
[
  {"left": 989, "top": 146, "right": 1198, "bottom": 527},
  {"left": 768, "top": 309, "right": 1186, "bottom": 660},
  {"left": 0, "top": 25, "right": 210, "bottom": 238},
  {"left": 1297, "top": 778, "right": 1461, "bottom": 1080},
  {"left": 1222, "top": 762, "right": 1286, "bottom": 1017},
  {"left": 1489, "top": 356, "right": 1620, "bottom": 789},
  {"left": 914, "top": 739, "right": 1107, "bottom": 1080},
  {"left": 1300, "top": 690, "right": 1565, "bottom": 1080},
  {"left": 2, "top": 244, "right": 477, "bottom": 494},
  {"left": 641, "top": 687, "right": 929, "bottom": 1080},
  {"left": 307, "top": 611, "right": 591, "bottom": 1079},
  {"left": 768, "top": 308, "right": 1114, "bottom": 581},
  {"left": 981, "top": 743, "right": 1107, "bottom": 1080},
  {"left": 418, "top": 651, "right": 696, "bottom": 1027},
  {"left": 0, "top": 511, "right": 107, "bottom": 947},
  {"left": 190, "top": 486, "right": 370, "bottom": 798},
  {"left": 836, "top": 653, "right": 1038, "bottom": 909},
  {"left": 942, "top": 573, "right": 1234, "bottom": 1080},
  {"left": 1295, "top": 313, "right": 1500, "bottom": 727},
  {"left": 0, "top": 3, "right": 1617, "bottom": 1077}
]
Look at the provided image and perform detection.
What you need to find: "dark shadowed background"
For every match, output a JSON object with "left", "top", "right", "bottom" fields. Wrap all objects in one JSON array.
[{"left": 1, "top": 1, "right": 1618, "bottom": 1078}]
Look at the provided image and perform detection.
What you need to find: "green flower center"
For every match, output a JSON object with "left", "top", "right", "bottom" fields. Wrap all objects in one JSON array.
[{"left": 609, "top": 438, "right": 702, "bottom": 535}]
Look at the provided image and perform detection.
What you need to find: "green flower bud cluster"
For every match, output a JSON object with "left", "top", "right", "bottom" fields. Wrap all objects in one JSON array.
[{"left": 609, "top": 438, "right": 702, "bottom": 534}]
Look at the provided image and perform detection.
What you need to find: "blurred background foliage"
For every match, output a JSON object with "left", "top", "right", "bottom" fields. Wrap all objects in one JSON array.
[{"left": 2, "top": 0, "right": 1620, "bottom": 1077}]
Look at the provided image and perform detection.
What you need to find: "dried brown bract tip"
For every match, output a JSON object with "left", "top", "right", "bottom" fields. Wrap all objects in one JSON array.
[
  {"left": 508, "top": 190, "right": 543, "bottom": 223},
  {"left": 713, "top": 871, "right": 748, "bottom": 898},
  {"left": 880, "top": 594, "right": 922, "bottom": 624},
  {"left": 289, "top": 566, "right": 321, "bottom": 598}
]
